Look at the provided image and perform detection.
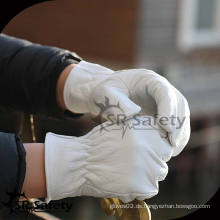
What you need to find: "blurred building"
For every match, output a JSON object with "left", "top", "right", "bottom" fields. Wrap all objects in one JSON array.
[
  {"left": 137, "top": 0, "right": 220, "bottom": 116},
  {"left": 3, "top": 0, "right": 220, "bottom": 219},
  {"left": 136, "top": 0, "right": 220, "bottom": 219}
]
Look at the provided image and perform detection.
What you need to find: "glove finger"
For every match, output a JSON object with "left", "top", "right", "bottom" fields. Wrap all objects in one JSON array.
[
  {"left": 171, "top": 116, "right": 190, "bottom": 156},
  {"left": 168, "top": 89, "right": 191, "bottom": 155},
  {"left": 155, "top": 86, "right": 178, "bottom": 133},
  {"left": 113, "top": 69, "right": 178, "bottom": 135},
  {"left": 142, "top": 75, "right": 178, "bottom": 135}
]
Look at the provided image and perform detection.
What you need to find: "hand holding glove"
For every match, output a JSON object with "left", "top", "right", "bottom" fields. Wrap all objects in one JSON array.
[
  {"left": 64, "top": 61, "right": 190, "bottom": 156},
  {"left": 45, "top": 116, "right": 172, "bottom": 203}
]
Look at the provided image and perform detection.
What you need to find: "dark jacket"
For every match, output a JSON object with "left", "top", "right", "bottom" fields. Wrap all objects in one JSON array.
[{"left": 0, "top": 34, "right": 81, "bottom": 210}]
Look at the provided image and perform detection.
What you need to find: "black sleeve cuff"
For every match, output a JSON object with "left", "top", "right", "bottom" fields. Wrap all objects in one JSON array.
[{"left": 0, "top": 132, "right": 26, "bottom": 210}]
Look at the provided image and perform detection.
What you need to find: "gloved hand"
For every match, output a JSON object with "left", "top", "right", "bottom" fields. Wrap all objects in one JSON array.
[
  {"left": 63, "top": 61, "right": 190, "bottom": 157},
  {"left": 45, "top": 116, "right": 172, "bottom": 203}
]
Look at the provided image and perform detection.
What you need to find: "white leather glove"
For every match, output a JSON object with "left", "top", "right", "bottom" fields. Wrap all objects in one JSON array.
[
  {"left": 64, "top": 61, "right": 190, "bottom": 157},
  {"left": 45, "top": 116, "right": 172, "bottom": 203}
]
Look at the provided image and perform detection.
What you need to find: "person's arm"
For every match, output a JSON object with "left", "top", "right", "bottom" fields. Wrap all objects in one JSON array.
[
  {"left": 21, "top": 143, "right": 46, "bottom": 198},
  {"left": 0, "top": 132, "right": 47, "bottom": 208},
  {"left": 0, "top": 33, "right": 81, "bottom": 115}
]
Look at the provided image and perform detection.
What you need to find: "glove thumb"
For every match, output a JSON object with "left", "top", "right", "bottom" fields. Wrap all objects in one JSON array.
[{"left": 90, "top": 86, "right": 141, "bottom": 121}]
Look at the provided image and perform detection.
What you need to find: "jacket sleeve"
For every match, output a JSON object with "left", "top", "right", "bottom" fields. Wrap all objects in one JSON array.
[
  {"left": 0, "top": 34, "right": 81, "bottom": 115},
  {"left": 0, "top": 132, "right": 26, "bottom": 210}
]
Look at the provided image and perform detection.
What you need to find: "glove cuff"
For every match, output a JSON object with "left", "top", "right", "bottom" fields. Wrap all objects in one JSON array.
[
  {"left": 63, "top": 60, "right": 113, "bottom": 113},
  {"left": 44, "top": 132, "right": 89, "bottom": 202}
]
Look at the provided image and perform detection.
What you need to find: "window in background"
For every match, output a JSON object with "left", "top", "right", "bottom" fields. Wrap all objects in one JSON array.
[{"left": 178, "top": 0, "right": 220, "bottom": 51}]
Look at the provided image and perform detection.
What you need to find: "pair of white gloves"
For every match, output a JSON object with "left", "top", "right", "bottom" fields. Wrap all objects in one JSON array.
[{"left": 45, "top": 61, "right": 190, "bottom": 203}]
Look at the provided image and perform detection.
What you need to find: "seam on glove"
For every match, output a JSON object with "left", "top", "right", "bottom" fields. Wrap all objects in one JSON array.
[{"left": 60, "top": 182, "right": 158, "bottom": 199}]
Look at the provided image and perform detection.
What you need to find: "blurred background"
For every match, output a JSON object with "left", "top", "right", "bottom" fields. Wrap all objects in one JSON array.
[{"left": 2, "top": 0, "right": 220, "bottom": 219}]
